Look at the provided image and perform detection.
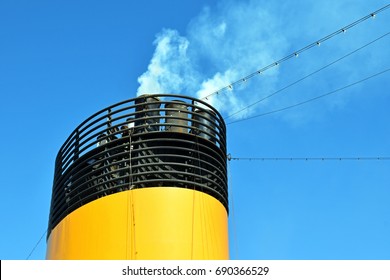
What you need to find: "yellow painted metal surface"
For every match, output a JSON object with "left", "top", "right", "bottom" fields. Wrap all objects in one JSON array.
[{"left": 46, "top": 187, "right": 229, "bottom": 259}]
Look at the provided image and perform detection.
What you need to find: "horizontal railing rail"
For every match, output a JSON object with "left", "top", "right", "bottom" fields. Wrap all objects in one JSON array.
[{"left": 48, "top": 94, "right": 228, "bottom": 237}]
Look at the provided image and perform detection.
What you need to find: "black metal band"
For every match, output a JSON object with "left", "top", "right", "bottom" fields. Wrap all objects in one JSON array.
[{"left": 48, "top": 94, "right": 228, "bottom": 236}]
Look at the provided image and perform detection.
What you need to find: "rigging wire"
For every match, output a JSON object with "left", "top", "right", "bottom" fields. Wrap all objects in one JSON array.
[
  {"left": 200, "top": 4, "right": 390, "bottom": 102},
  {"left": 228, "top": 156, "right": 390, "bottom": 161},
  {"left": 26, "top": 229, "right": 47, "bottom": 260},
  {"left": 226, "top": 31, "right": 390, "bottom": 120},
  {"left": 227, "top": 68, "right": 390, "bottom": 125},
  {"left": 191, "top": 135, "right": 203, "bottom": 259}
]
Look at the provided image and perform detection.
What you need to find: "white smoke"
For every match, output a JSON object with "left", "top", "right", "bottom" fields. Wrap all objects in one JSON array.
[
  {"left": 136, "top": 29, "right": 195, "bottom": 95},
  {"left": 136, "top": 0, "right": 389, "bottom": 121},
  {"left": 136, "top": 0, "right": 288, "bottom": 117}
]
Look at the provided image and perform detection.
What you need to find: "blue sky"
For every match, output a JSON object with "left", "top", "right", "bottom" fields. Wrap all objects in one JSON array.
[{"left": 0, "top": 0, "right": 389, "bottom": 260}]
